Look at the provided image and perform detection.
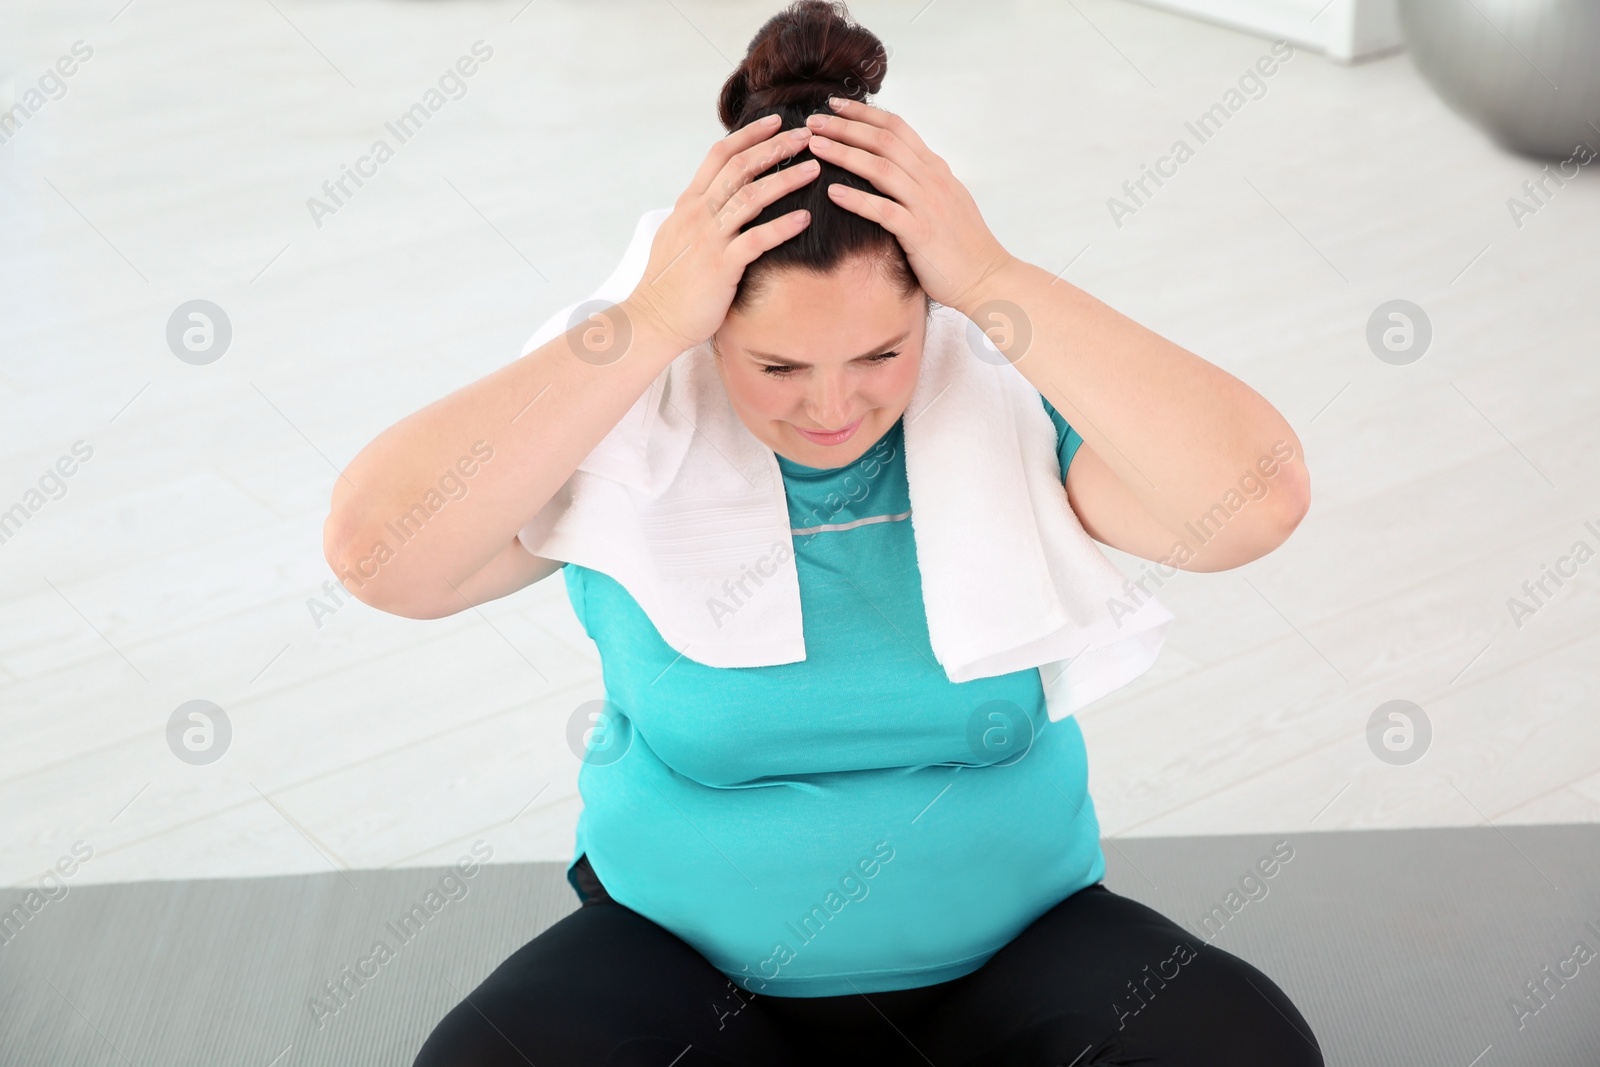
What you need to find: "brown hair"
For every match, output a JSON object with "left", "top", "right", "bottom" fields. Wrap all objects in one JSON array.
[{"left": 716, "top": 1, "right": 928, "bottom": 318}]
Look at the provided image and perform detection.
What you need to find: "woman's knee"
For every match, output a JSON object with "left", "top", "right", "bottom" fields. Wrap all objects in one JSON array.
[
  {"left": 1113, "top": 941, "right": 1325, "bottom": 1066},
  {"left": 604, "top": 1036, "right": 749, "bottom": 1067},
  {"left": 407, "top": 915, "right": 596, "bottom": 1067},
  {"left": 409, "top": 904, "right": 799, "bottom": 1067},
  {"left": 411, "top": 993, "right": 535, "bottom": 1067},
  {"left": 972, "top": 945, "right": 1324, "bottom": 1067}
]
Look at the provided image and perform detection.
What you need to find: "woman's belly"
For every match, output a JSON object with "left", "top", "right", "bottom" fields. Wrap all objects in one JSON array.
[{"left": 573, "top": 712, "right": 1107, "bottom": 998}]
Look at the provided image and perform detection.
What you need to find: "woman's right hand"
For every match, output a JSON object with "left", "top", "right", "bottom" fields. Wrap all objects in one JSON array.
[{"left": 624, "top": 116, "right": 820, "bottom": 354}]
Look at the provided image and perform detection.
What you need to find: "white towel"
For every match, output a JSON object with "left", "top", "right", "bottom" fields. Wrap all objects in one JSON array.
[{"left": 516, "top": 208, "right": 1174, "bottom": 721}]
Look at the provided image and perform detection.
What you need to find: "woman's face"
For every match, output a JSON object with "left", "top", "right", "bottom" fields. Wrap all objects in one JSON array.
[{"left": 712, "top": 255, "right": 927, "bottom": 470}]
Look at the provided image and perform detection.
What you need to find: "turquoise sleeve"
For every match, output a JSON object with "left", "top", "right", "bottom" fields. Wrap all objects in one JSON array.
[
  {"left": 563, "top": 563, "right": 591, "bottom": 635},
  {"left": 1039, "top": 393, "right": 1084, "bottom": 480}
]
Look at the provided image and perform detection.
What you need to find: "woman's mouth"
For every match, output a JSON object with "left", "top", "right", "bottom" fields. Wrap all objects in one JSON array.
[{"left": 794, "top": 417, "right": 862, "bottom": 445}]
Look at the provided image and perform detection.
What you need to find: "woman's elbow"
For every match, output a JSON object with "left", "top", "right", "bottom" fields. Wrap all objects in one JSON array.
[{"left": 1258, "top": 465, "right": 1311, "bottom": 557}]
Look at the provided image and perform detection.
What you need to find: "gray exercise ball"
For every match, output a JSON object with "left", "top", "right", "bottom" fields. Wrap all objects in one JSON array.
[{"left": 1397, "top": 0, "right": 1600, "bottom": 161}]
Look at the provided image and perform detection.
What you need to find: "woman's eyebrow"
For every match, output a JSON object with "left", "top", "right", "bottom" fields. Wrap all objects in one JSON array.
[{"left": 747, "top": 330, "right": 911, "bottom": 367}]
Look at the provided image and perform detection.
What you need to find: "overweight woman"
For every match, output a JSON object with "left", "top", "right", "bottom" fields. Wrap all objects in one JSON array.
[{"left": 323, "top": 3, "right": 1322, "bottom": 1064}]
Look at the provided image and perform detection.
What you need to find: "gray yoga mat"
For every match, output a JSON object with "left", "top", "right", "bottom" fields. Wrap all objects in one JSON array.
[{"left": 3, "top": 825, "right": 1597, "bottom": 1066}]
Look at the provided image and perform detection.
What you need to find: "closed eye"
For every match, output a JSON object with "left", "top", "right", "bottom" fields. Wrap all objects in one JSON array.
[{"left": 760, "top": 351, "right": 900, "bottom": 377}]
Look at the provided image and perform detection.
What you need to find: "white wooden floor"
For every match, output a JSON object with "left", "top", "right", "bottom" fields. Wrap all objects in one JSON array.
[{"left": 2, "top": 0, "right": 1597, "bottom": 888}]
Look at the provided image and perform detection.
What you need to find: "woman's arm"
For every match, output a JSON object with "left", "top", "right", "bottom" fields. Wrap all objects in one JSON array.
[
  {"left": 321, "top": 300, "right": 682, "bottom": 620},
  {"left": 959, "top": 259, "right": 1311, "bottom": 573},
  {"left": 323, "top": 114, "right": 826, "bottom": 619},
  {"left": 390, "top": 535, "right": 566, "bottom": 621},
  {"left": 799, "top": 97, "right": 1310, "bottom": 573}
]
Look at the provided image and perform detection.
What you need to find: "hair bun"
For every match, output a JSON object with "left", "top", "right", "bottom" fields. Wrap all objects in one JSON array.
[{"left": 718, "top": 1, "right": 889, "bottom": 131}]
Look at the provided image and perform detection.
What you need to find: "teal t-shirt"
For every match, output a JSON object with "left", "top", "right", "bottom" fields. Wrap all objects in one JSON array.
[{"left": 561, "top": 393, "right": 1102, "bottom": 997}]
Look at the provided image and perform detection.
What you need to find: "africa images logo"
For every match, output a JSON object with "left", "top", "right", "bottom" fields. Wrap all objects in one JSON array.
[{"left": 306, "top": 41, "right": 494, "bottom": 228}]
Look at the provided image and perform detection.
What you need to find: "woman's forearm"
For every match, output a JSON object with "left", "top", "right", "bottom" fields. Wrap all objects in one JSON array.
[
  {"left": 955, "top": 257, "right": 1310, "bottom": 547},
  {"left": 322, "top": 299, "right": 682, "bottom": 616}
]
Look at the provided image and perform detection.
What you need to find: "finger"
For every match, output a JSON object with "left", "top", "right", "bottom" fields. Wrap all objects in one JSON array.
[
  {"left": 807, "top": 110, "right": 930, "bottom": 182},
  {"left": 727, "top": 209, "right": 812, "bottom": 270},
  {"left": 823, "top": 181, "right": 909, "bottom": 232},
  {"left": 808, "top": 132, "right": 921, "bottom": 209},
  {"left": 685, "top": 115, "right": 782, "bottom": 200},
  {"left": 705, "top": 126, "right": 814, "bottom": 217},
  {"left": 712, "top": 157, "right": 821, "bottom": 234},
  {"left": 828, "top": 180, "right": 957, "bottom": 299},
  {"left": 822, "top": 97, "right": 942, "bottom": 169}
]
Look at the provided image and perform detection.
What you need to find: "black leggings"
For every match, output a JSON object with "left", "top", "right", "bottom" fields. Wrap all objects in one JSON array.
[{"left": 413, "top": 856, "right": 1325, "bottom": 1067}]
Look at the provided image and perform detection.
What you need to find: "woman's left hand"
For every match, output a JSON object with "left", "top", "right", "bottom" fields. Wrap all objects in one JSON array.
[{"left": 804, "top": 96, "right": 1015, "bottom": 313}]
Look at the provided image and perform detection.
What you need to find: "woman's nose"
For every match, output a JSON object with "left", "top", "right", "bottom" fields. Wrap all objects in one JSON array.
[{"left": 805, "top": 380, "right": 855, "bottom": 427}]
